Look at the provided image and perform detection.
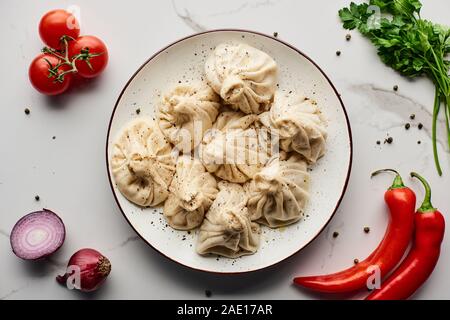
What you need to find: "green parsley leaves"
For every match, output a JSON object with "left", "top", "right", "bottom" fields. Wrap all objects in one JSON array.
[{"left": 339, "top": 0, "right": 450, "bottom": 175}]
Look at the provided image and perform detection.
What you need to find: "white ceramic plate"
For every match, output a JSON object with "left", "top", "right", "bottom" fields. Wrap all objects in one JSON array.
[{"left": 106, "top": 30, "right": 352, "bottom": 274}]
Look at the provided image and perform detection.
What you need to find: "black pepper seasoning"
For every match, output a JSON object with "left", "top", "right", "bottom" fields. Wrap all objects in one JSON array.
[
  {"left": 136, "top": 108, "right": 141, "bottom": 115},
  {"left": 336, "top": 50, "right": 341, "bottom": 56},
  {"left": 418, "top": 140, "right": 422, "bottom": 144},
  {"left": 354, "top": 259, "right": 359, "bottom": 265},
  {"left": 410, "top": 114, "right": 416, "bottom": 120},
  {"left": 364, "top": 227, "right": 370, "bottom": 233},
  {"left": 376, "top": 140, "right": 381, "bottom": 145},
  {"left": 405, "top": 123, "right": 410, "bottom": 130},
  {"left": 24, "top": 108, "right": 30, "bottom": 115},
  {"left": 273, "top": 32, "right": 278, "bottom": 38},
  {"left": 345, "top": 34, "right": 351, "bottom": 41},
  {"left": 52, "top": 136, "right": 56, "bottom": 140},
  {"left": 393, "top": 85, "right": 398, "bottom": 91},
  {"left": 385, "top": 137, "right": 393, "bottom": 144},
  {"left": 35, "top": 195, "right": 40, "bottom": 201},
  {"left": 418, "top": 123, "right": 423, "bottom": 130},
  {"left": 332, "top": 231, "right": 339, "bottom": 238}
]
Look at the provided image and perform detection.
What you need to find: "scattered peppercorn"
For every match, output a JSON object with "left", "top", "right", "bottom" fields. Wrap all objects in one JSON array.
[
  {"left": 385, "top": 137, "right": 393, "bottom": 144},
  {"left": 376, "top": 140, "right": 381, "bottom": 145},
  {"left": 52, "top": 136, "right": 56, "bottom": 140},
  {"left": 418, "top": 123, "right": 423, "bottom": 130},
  {"left": 332, "top": 231, "right": 339, "bottom": 238},
  {"left": 205, "top": 290, "right": 212, "bottom": 297},
  {"left": 418, "top": 140, "right": 421, "bottom": 144},
  {"left": 354, "top": 259, "right": 359, "bottom": 265},
  {"left": 393, "top": 85, "right": 398, "bottom": 91},
  {"left": 410, "top": 114, "right": 416, "bottom": 120},
  {"left": 364, "top": 226, "right": 370, "bottom": 233},
  {"left": 35, "top": 195, "right": 40, "bottom": 201},
  {"left": 336, "top": 50, "right": 341, "bottom": 56},
  {"left": 136, "top": 108, "right": 141, "bottom": 115},
  {"left": 273, "top": 32, "right": 278, "bottom": 38},
  {"left": 405, "top": 123, "right": 410, "bottom": 130},
  {"left": 346, "top": 34, "right": 351, "bottom": 41},
  {"left": 24, "top": 108, "right": 30, "bottom": 115}
]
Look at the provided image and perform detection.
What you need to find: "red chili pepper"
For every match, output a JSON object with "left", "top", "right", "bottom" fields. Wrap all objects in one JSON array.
[
  {"left": 293, "top": 169, "right": 415, "bottom": 293},
  {"left": 366, "top": 172, "right": 445, "bottom": 300}
]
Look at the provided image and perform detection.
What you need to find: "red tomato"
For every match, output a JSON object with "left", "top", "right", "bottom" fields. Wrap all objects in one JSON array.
[
  {"left": 29, "top": 54, "right": 73, "bottom": 95},
  {"left": 39, "top": 9, "right": 80, "bottom": 49},
  {"left": 68, "top": 36, "right": 108, "bottom": 78}
]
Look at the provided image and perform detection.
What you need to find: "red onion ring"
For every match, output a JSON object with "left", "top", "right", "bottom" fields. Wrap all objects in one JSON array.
[{"left": 10, "top": 209, "right": 65, "bottom": 260}]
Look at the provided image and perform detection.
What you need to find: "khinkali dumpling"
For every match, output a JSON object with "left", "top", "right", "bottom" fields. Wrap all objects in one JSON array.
[
  {"left": 199, "top": 111, "right": 273, "bottom": 183},
  {"left": 205, "top": 43, "right": 277, "bottom": 114},
  {"left": 158, "top": 82, "right": 220, "bottom": 152},
  {"left": 163, "top": 156, "right": 218, "bottom": 230},
  {"left": 259, "top": 92, "right": 327, "bottom": 163},
  {"left": 244, "top": 153, "right": 310, "bottom": 228},
  {"left": 111, "top": 118, "right": 176, "bottom": 207},
  {"left": 197, "top": 181, "right": 261, "bottom": 258}
]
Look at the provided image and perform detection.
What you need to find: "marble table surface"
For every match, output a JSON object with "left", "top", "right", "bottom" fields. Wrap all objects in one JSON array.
[{"left": 1, "top": 0, "right": 449, "bottom": 300}]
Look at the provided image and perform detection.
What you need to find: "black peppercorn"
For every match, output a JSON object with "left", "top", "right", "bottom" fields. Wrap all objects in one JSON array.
[
  {"left": 346, "top": 34, "right": 351, "bottom": 41},
  {"left": 418, "top": 123, "right": 423, "bottom": 130},
  {"left": 332, "top": 231, "right": 339, "bottom": 238},
  {"left": 393, "top": 85, "right": 398, "bottom": 91},
  {"left": 336, "top": 50, "right": 341, "bottom": 56},
  {"left": 405, "top": 123, "right": 410, "bottom": 130},
  {"left": 364, "top": 227, "right": 370, "bottom": 233},
  {"left": 24, "top": 108, "right": 30, "bottom": 115}
]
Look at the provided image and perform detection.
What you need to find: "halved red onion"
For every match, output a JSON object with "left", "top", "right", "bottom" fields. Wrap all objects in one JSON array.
[{"left": 10, "top": 209, "right": 65, "bottom": 260}]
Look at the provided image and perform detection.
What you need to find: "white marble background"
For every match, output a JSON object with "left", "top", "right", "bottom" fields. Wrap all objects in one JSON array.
[{"left": 0, "top": 0, "right": 449, "bottom": 299}]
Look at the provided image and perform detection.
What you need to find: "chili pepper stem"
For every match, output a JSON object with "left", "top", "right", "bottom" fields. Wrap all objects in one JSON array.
[
  {"left": 410, "top": 172, "right": 436, "bottom": 213},
  {"left": 371, "top": 169, "right": 405, "bottom": 189}
]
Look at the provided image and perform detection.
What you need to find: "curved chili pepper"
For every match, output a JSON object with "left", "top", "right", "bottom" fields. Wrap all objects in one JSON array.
[
  {"left": 293, "top": 169, "right": 415, "bottom": 293},
  {"left": 366, "top": 172, "right": 445, "bottom": 300}
]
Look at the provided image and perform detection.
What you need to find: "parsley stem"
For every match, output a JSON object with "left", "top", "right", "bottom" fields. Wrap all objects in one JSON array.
[
  {"left": 445, "top": 96, "right": 450, "bottom": 152},
  {"left": 432, "top": 87, "right": 442, "bottom": 176}
]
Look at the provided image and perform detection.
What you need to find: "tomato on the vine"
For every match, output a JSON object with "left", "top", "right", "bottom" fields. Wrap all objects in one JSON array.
[
  {"left": 39, "top": 9, "right": 80, "bottom": 49},
  {"left": 68, "top": 36, "right": 108, "bottom": 78},
  {"left": 29, "top": 54, "right": 73, "bottom": 95}
]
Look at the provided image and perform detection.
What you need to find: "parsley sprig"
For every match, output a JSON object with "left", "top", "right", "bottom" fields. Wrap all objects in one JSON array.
[{"left": 339, "top": 0, "right": 450, "bottom": 175}]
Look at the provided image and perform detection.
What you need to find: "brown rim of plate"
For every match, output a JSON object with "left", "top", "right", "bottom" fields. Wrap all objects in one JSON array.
[{"left": 105, "top": 29, "right": 353, "bottom": 275}]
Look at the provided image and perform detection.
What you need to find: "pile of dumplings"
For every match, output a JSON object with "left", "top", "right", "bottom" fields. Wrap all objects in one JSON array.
[{"left": 111, "top": 42, "right": 328, "bottom": 259}]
